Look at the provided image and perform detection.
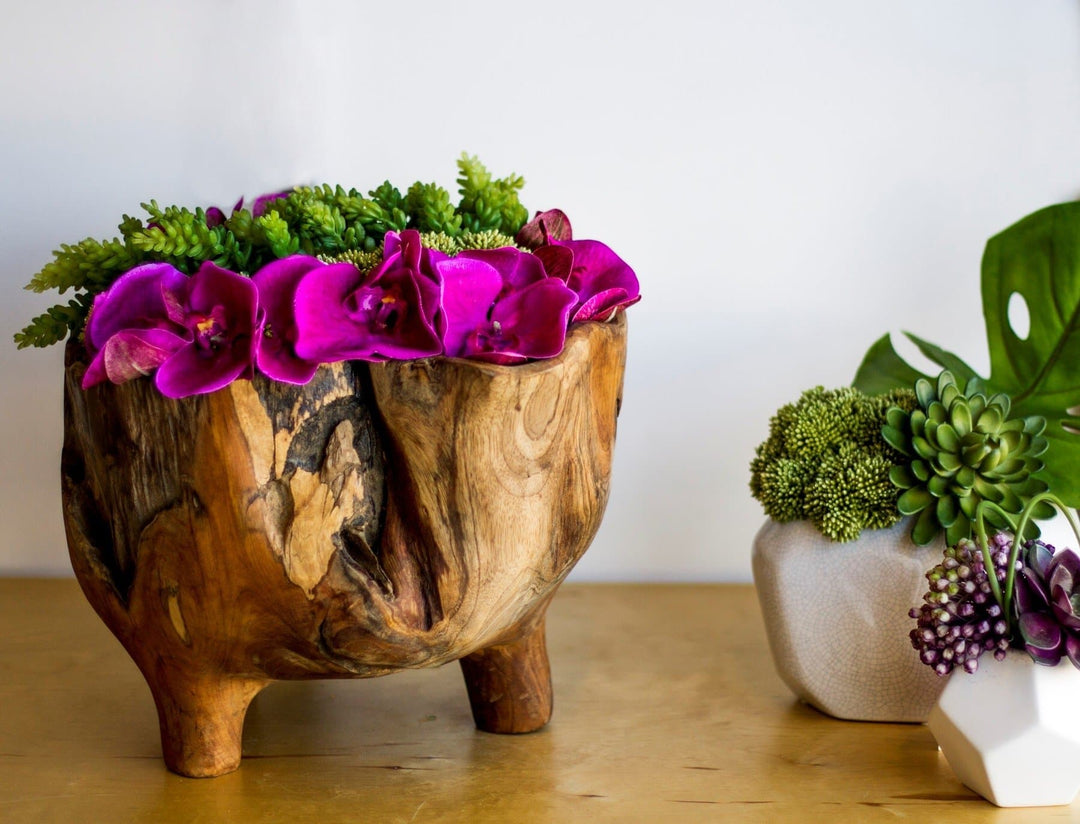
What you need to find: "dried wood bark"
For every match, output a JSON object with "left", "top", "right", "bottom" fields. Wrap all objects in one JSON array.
[{"left": 61, "top": 317, "right": 627, "bottom": 776}]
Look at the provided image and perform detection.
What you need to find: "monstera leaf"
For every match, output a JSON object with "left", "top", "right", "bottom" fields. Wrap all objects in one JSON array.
[{"left": 854, "top": 202, "right": 1080, "bottom": 506}]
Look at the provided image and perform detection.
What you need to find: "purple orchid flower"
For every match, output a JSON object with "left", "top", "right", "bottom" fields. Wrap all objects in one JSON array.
[
  {"left": 292, "top": 230, "right": 443, "bottom": 363},
  {"left": 251, "top": 255, "right": 324, "bottom": 384},
  {"left": 551, "top": 239, "right": 641, "bottom": 323},
  {"left": 437, "top": 248, "right": 576, "bottom": 364},
  {"left": 82, "top": 263, "right": 193, "bottom": 389},
  {"left": 153, "top": 262, "right": 261, "bottom": 398}
]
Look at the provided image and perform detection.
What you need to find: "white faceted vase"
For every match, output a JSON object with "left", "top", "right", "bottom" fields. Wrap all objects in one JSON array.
[
  {"left": 752, "top": 518, "right": 945, "bottom": 722},
  {"left": 929, "top": 651, "right": 1080, "bottom": 807}
]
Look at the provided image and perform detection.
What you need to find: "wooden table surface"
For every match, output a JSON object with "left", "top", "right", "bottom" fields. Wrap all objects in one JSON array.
[{"left": 1, "top": 580, "right": 1075, "bottom": 823}]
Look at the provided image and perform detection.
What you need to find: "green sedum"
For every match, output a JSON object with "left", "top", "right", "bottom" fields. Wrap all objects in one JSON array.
[{"left": 750, "top": 386, "right": 918, "bottom": 542}]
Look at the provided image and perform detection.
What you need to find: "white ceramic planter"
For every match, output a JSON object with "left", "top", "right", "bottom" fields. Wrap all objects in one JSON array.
[
  {"left": 752, "top": 518, "right": 945, "bottom": 722},
  {"left": 929, "top": 651, "right": 1080, "bottom": 807}
]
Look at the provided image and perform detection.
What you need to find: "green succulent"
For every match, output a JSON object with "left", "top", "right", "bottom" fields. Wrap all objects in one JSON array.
[
  {"left": 882, "top": 371, "right": 1051, "bottom": 546},
  {"left": 750, "top": 386, "right": 917, "bottom": 542}
]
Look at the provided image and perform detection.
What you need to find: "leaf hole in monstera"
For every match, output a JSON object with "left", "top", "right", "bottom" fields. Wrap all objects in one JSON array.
[
  {"left": 1062, "top": 407, "right": 1080, "bottom": 436},
  {"left": 1007, "top": 291, "right": 1030, "bottom": 341}
]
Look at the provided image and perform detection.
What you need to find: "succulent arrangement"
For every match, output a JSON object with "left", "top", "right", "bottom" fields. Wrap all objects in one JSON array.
[
  {"left": 911, "top": 494, "right": 1080, "bottom": 674},
  {"left": 749, "top": 374, "right": 1052, "bottom": 545},
  {"left": 15, "top": 156, "right": 641, "bottom": 397},
  {"left": 753, "top": 202, "right": 1080, "bottom": 549}
]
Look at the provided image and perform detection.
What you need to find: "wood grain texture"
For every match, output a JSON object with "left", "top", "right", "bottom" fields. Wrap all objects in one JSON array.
[{"left": 60, "top": 317, "right": 626, "bottom": 776}]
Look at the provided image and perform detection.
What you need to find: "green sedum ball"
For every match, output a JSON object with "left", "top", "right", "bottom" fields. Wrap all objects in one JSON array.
[{"left": 750, "top": 386, "right": 917, "bottom": 542}]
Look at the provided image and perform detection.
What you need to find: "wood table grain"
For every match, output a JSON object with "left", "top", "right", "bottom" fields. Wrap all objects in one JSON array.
[{"left": 0, "top": 580, "right": 1071, "bottom": 822}]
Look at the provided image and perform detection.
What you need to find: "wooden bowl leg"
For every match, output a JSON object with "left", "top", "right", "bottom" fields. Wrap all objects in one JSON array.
[
  {"left": 459, "top": 617, "right": 553, "bottom": 734},
  {"left": 147, "top": 672, "right": 269, "bottom": 778}
]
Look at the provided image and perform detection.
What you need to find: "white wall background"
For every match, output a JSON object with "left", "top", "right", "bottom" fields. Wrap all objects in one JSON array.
[{"left": 2, "top": 1, "right": 1079, "bottom": 579}]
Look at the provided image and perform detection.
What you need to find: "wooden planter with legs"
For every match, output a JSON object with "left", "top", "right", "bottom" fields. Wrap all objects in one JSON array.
[{"left": 61, "top": 316, "right": 627, "bottom": 777}]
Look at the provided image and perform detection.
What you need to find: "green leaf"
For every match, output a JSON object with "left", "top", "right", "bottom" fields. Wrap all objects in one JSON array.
[
  {"left": 852, "top": 334, "right": 927, "bottom": 396},
  {"left": 853, "top": 333, "right": 979, "bottom": 396},
  {"left": 854, "top": 202, "right": 1080, "bottom": 507},
  {"left": 980, "top": 203, "right": 1080, "bottom": 506}
]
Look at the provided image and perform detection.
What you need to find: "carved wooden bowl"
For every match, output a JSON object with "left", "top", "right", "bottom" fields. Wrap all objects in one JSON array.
[{"left": 61, "top": 317, "right": 627, "bottom": 776}]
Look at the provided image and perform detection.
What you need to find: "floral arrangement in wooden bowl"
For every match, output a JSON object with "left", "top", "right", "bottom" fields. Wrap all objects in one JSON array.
[
  {"left": 17, "top": 156, "right": 639, "bottom": 777},
  {"left": 750, "top": 202, "right": 1080, "bottom": 725}
]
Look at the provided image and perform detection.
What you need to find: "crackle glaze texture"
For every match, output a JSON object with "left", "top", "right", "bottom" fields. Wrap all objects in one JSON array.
[
  {"left": 752, "top": 518, "right": 945, "bottom": 722},
  {"left": 929, "top": 651, "right": 1080, "bottom": 807}
]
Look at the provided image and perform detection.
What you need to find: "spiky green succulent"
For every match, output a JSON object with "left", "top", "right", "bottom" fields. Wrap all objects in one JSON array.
[
  {"left": 883, "top": 371, "right": 1050, "bottom": 547},
  {"left": 750, "top": 386, "right": 917, "bottom": 542}
]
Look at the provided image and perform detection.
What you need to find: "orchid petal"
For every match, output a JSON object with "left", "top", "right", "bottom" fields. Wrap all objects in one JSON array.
[
  {"left": 155, "top": 342, "right": 253, "bottom": 398},
  {"left": 553, "top": 239, "right": 640, "bottom": 321},
  {"left": 573, "top": 288, "right": 641, "bottom": 322},
  {"left": 437, "top": 257, "right": 503, "bottom": 357},
  {"left": 252, "top": 255, "right": 324, "bottom": 384},
  {"left": 294, "top": 262, "right": 441, "bottom": 362},
  {"left": 515, "top": 208, "right": 572, "bottom": 249},
  {"left": 85, "top": 263, "right": 189, "bottom": 352},
  {"left": 252, "top": 190, "right": 290, "bottom": 217},
  {"left": 83, "top": 328, "right": 188, "bottom": 388},
  {"left": 533, "top": 244, "right": 574, "bottom": 281},
  {"left": 458, "top": 248, "right": 548, "bottom": 294},
  {"left": 486, "top": 279, "right": 576, "bottom": 360}
]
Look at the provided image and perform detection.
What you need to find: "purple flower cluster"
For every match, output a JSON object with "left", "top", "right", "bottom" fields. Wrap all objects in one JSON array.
[
  {"left": 909, "top": 534, "right": 1013, "bottom": 676},
  {"left": 82, "top": 227, "right": 639, "bottom": 398}
]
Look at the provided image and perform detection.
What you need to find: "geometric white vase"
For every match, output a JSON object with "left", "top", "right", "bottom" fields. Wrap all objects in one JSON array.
[
  {"left": 752, "top": 518, "right": 946, "bottom": 722},
  {"left": 928, "top": 650, "right": 1080, "bottom": 807}
]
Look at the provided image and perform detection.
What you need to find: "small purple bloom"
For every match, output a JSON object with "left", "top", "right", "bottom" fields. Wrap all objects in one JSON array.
[
  {"left": 293, "top": 231, "right": 443, "bottom": 363},
  {"left": 252, "top": 190, "right": 290, "bottom": 217},
  {"left": 438, "top": 248, "right": 576, "bottom": 364},
  {"left": 153, "top": 262, "right": 260, "bottom": 398},
  {"left": 514, "top": 208, "right": 573, "bottom": 250},
  {"left": 553, "top": 239, "right": 641, "bottom": 323},
  {"left": 82, "top": 263, "right": 192, "bottom": 389},
  {"left": 205, "top": 207, "right": 228, "bottom": 228},
  {"left": 252, "top": 255, "right": 324, "bottom": 384}
]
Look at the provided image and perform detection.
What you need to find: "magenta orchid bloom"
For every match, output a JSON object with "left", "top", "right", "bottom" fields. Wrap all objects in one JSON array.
[
  {"left": 552, "top": 239, "right": 640, "bottom": 322},
  {"left": 153, "top": 262, "right": 260, "bottom": 399},
  {"left": 82, "top": 263, "right": 192, "bottom": 389},
  {"left": 437, "top": 248, "right": 576, "bottom": 364},
  {"left": 381, "top": 229, "right": 445, "bottom": 335},
  {"left": 293, "top": 231, "right": 443, "bottom": 363},
  {"left": 252, "top": 255, "right": 324, "bottom": 384}
]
